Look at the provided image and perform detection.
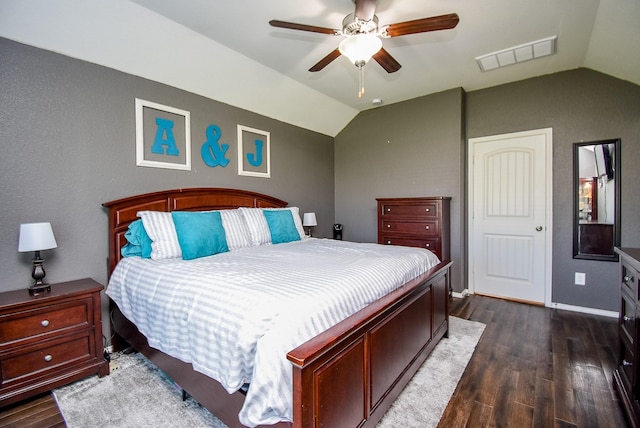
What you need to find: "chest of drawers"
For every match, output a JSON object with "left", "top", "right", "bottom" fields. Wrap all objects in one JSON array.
[
  {"left": 377, "top": 197, "right": 451, "bottom": 261},
  {"left": 614, "top": 247, "right": 640, "bottom": 427},
  {"left": 0, "top": 278, "right": 109, "bottom": 407}
]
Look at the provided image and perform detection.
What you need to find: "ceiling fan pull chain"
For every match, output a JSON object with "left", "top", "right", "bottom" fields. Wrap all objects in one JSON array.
[{"left": 358, "top": 65, "right": 365, "bottom": 98}]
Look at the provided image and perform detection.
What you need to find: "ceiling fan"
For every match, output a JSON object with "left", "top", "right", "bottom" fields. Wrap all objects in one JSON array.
[{"left": 269, "top": 0, "right": 459, "bottom": 96}]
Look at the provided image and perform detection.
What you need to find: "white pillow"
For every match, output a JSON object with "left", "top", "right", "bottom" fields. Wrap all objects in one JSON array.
[
  {"left": 137, "top": 211, "right": 182, "bottom": 260},
  {"left": 219, "top": 209, "right": 252, "bottom": 250},
  {"left": 239, "top": 207, "right": 305, "bottom": 246}
]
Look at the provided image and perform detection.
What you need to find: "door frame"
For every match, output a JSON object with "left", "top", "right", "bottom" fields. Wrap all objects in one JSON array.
[{"left": 467, "top": 128, "right": 554, "bottom": 307}]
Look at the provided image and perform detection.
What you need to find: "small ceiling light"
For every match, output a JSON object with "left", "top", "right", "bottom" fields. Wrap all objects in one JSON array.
[{"left": 339, "top": 34, "right": 383, "bottom": 98}]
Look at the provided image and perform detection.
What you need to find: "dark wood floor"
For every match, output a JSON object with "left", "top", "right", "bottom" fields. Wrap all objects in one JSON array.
[
  {"left": 0, "top": 295, "right": 629, "bottom": 427},
  {"left": 442, "top": 295, "right": 628, "bottom": 428}
]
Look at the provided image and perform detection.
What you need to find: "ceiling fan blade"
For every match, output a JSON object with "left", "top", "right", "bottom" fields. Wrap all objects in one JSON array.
[
  {"left": 384, "top": 13, "right": 459, "bottom": 37},
  {"left": 269, "top": 20, "right": 337, "bottom": 35},
  {"left": 373, "top": 48, "right": 401, "bottom": 73},
  {"left": 354, "top": 0, "right": 377, "bottom": 22},
  {"left": 309, "top": 49, "right": 342, "bottom": 72}
]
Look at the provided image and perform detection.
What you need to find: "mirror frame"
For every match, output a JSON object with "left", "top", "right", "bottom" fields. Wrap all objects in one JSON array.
[{"left": 573, "top": 138, "right": 621, "bottom": 261}]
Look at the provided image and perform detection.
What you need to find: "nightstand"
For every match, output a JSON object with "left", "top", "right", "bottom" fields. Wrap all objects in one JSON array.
[{"left": 0, "top": 278, "right": 109, "bottom": 407}]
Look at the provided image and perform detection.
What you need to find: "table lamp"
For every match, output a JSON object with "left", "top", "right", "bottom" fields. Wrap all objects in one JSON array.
[
  {"left": 303, "top": 212, "right": 317, "bottom": 237},
  {"left": 18, "top": 222, "right": 58, "bottom": 295}
]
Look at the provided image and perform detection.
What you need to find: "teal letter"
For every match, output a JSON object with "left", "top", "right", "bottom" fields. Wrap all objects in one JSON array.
[
  {"left": 151, "top": 117, "right": 179, "bottom": 156},
  {"left": 247, "top": 139, "right": 263, "bottom": 167}
]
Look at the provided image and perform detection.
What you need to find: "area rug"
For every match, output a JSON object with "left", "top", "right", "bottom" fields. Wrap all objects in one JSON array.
[{"left": 54, "top": 316, "right": 485, "bottom": 428}]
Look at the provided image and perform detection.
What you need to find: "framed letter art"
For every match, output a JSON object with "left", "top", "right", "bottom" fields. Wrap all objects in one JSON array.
[
  {"left": 237, "top": 125, "right": 271, "bottom": 178},
  {"left": 135, "top": 98, "right": 191, "bottom": 170}
]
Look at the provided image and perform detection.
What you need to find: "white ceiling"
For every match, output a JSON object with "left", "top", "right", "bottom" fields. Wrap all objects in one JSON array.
[{"left": 1, "top": 0, "right": 639, "bottom": 136}]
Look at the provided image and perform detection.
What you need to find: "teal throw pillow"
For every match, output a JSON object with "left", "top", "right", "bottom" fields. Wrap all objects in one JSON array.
[
  {"left": 171, "top": 211, "right": 229, "bottom": 260},
  {"left": 264, "top": 210, "right": 301, "bottom": 244},
  {"left": 121, "top": 219, "right": 153, "bottom": 258}
]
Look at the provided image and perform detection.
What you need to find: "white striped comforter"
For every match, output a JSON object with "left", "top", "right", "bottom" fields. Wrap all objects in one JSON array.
[{"left": 106, "top": 238, "right": 440, "bottom": 427}]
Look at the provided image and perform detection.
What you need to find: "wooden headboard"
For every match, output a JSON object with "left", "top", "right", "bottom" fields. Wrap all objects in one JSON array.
[{"left": 102, "top": 188, "right": 288, "bottom": 275}]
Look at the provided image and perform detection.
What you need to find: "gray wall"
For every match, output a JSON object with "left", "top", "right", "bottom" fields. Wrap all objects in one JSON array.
[
  {"left": 467, "top": 68, "right": 640, "bottom": 311},
  {"left": 0, "top": 38, "right": 334, "bottom": 335},
  {"left": 335, "top": 69, "right": 640, "bottom": 311},
  {"left": 335, "top": 88, "right": 466, "bottom": 292}
]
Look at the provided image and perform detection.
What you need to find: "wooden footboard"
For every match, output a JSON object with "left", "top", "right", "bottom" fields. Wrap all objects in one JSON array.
[
  {"left": 110, "top": 260, "right": 451, "bottom": 428},
  {"left": 288, "top": 260, "right": 451, "bottom": 428}
]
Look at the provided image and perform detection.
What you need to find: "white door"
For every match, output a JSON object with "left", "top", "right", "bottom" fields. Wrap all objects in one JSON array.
[{"left": 468, "top": 128, "right": 552, "bottom": 305}]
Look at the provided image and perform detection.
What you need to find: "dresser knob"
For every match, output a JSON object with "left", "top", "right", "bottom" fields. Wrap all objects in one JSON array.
[
  {"left": 624, "top": 275, "right": 635, "bottom": 283},
  {"left": 425, "top": 225, "right": 430, "bottom": 230},
  {"left": 387, "top": 240, "right": 392, "bottom": 244},
  {"left": 44, "top": 354, "right": 53, "bottom": 362},
  {"left": 425, "top": 208, "right": 430, "bottom": 212},
  {"left": 623, "top": 359, "right": 633, "bottom": 367},
  {"left": 41, "top": 319, "right": 50, "bottom": 327},
  {"left": 425, "top": 243, "right": 430, "bottom": 248},
  {"left": 624, "top": 315, "right": 634, "bottom": 322},
  {"left": 387, "top": 224, "right": 391, "bottom": 228},
  {"left": 387, "top": 208, "right": 391, "bottom": 212}
]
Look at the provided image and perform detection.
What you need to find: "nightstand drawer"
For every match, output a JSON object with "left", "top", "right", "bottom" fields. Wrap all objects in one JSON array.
[
  {"left": 0, "top": 299, "right": 91, "bottom": 346},
  {"left": 381, "top": 236, "right": 439, "bottom": 252},
  {"left": 1, "top": 333, "right": 93, "bottom": 385},
  {"left": 380, "top": 202, "right": 439, "bottom": 218},
  {"left": 381, "top": 220, "right": 439, "bottom": 236}
]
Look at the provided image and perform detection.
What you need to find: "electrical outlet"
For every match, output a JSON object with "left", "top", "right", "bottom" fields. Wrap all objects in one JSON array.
[
  {"left": 109, "top": 360, "right": 119, "bottom": 372},
  {"left": 575, "top": 272, "right": 586, "bottom": 286}
]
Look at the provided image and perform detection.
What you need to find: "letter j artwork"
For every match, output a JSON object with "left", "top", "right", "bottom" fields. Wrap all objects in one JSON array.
[{"left": 237, "top": 124, "right": 271, "bottom": 178}]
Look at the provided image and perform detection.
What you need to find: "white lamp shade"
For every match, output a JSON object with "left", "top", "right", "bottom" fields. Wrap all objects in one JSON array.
[
  {"left": 303, "top": 212, "right": 318, "bottom": 227},
  {"left": 18, "top": 222, "right": 58, "bottom": 252},
  {"left": 339, "top": 34, "right": 382, "bottom": 65}
]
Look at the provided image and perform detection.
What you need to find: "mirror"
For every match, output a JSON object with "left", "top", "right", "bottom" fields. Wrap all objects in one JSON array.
[{"left": 573, "top": 138, "right": 621, "bottom": 261}]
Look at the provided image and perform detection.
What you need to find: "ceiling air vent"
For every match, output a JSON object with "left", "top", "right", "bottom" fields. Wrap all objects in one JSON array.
[{"left": 475, "top": 36, "right": 557, "bottom": 72}]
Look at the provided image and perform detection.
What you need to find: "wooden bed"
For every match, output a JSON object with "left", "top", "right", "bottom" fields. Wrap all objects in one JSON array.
[{"left": 103, "top": 188, "right": 452, "bottom": 428}]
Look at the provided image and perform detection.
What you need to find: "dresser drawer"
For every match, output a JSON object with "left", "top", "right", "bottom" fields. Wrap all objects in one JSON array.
[
  {"left": 0, "top": 299, "right": 92, "bottom": 346},
  {"left": 380, "top": 202, "right": 439, "bottom": 218},
  {"left": 621, "top": 291, "right": 637, "bottom": 346},
  {"left": 1, "top": 333, "right": 93, "bottom": 386},
  {"left": 622, "top": 262, "right": 639, "bottom": 300},
  {"left": 380, "top": 236, "right": 439, "bottom": 253},
  {"left": 381, "top": 220, "right": 439, "bottom": 236}
]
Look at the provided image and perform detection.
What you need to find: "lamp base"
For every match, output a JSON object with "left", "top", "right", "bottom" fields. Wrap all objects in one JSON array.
[{"left": 29, "top": 283, "right": 51, "bottom": 296}]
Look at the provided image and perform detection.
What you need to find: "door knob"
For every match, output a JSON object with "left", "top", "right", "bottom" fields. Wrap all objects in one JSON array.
[{"left": 536, "top": 226, "right": 543, "bottom": 231}]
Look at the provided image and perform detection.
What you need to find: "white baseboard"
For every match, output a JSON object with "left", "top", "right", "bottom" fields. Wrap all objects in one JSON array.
[
  {"left": 549, "top": 302, "right": 618, "bottom": 318},
  {"left": 452, "top": 289, "right": 618, "bottom": 318}
]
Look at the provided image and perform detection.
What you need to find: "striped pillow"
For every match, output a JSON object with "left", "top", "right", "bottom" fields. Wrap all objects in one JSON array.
[
  {"left": 137, "top": 211, "right": 182, "bottom": 260},
  {"left": 219, "top": 209, "right": 252, "bottom": 250},
  {"left": 239, "top": 207, "right": 306, "bottom": 246}
]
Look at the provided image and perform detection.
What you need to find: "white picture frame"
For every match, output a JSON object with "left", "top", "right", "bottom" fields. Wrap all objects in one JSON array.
[
  {"left": 135, "top": 98, "right": 191, "bottom": 170},
  {"left": 237, "top": 124, "right": 271, "bottom": 178}
]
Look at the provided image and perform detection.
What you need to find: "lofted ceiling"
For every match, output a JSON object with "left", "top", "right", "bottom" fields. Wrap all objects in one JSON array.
[{"left": 1, "top": 0, "right": 639, "bottom": 136}]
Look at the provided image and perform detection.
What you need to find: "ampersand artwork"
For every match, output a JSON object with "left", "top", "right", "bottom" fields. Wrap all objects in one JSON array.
[{"left": 201, "top": 125, "right": 230, "bottom": 167}]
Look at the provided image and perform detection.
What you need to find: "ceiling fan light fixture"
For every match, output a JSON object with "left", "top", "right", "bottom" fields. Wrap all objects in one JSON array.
[{"left": 338, "top": 34, "right": 382, "bottom": 66}]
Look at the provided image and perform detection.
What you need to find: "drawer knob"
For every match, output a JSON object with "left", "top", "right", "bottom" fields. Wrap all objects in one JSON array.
[
  {"left": 44, "top": 354, "right": 53, "bottom": 362},
  {"left": 624, "top": 315, "right": 634, "bottom": 322},
  {"left": 387, "top": 208, "right": 391, "bottom": 212},
  {"left": 425, "top": 243, "right": 430, "bottom": 248},
  {"left": 624, "top": 275, "right": 635, "bottom": 283},
  {"left": 41, "top": 319, "right": 50, "bottom": 327},
  {"left": 387, "top": 240, "right": 392, "bottom": 244},
  {"left": 623, "top": 359, "right": 633, "bottom": 367},
  {"left": 425, "top": 225, "right": 430, "bottom": 230},
  {"left": 425, "top": 208, "right": 430, "bottom": 212},
  {"left": 387, "top": 224, "right": 391, "bottom": 228}
]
